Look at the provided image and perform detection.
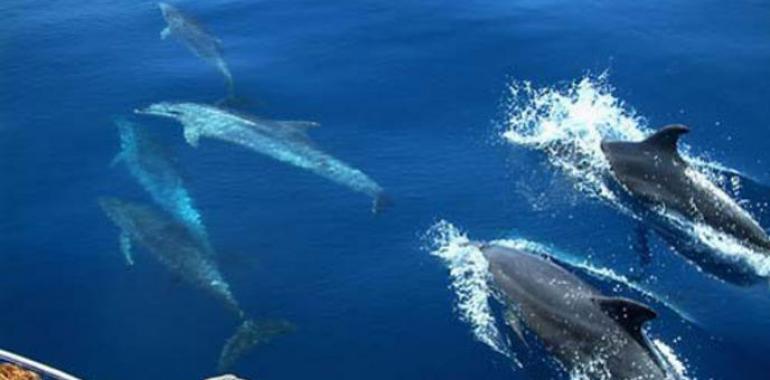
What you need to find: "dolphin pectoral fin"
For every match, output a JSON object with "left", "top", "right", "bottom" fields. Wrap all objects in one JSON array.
[
  {"left": 119, "top": 231, "right": 135, "bottom": 266},
  {"left": 160, "top": 27, "right": 171, "bottom": 40},
  {"left": 183, "top": 126, "right": 201, "bottom": 147},
  {"left": 504, "top": 309, "right": 528, "bottom": 348},
  {"left": 593, "top": 296, "right": 657, "bottom": 337},
  {"left": 218, "top": 318, "right": 295, "bottom": 371}
]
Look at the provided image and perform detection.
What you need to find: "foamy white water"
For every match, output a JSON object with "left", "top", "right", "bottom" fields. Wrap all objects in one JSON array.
[
  {"left": 501, "top": 74, "right": 769, "bottom": 280},
  {"left": 501, "top": 73, "right": 645, "bottom": 204},
  {"left": 425, "top": 220, "right": 514, "bottom": 360},
  {"left": 652, "top": 339, "right": 691, "bottom": 380}
]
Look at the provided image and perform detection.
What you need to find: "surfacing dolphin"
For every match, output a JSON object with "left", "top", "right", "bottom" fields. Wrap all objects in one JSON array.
[
  {"left": 99, "top": 197, "right": 293, "bottom": 370},
  {"left": 479, "top": 243, "right": 673, "bottom": 379},
  {"left": 111, "top": 118, "right": 211, "bottom": 264},
  {"left": 601, "top": 125, "right": 770, "bottom": 253},
  {"left": 135, "top": 102, "right": 389, "bottom": 213},
  {"left": 158, "top": 2, "right": 234, "bottom": 100}
]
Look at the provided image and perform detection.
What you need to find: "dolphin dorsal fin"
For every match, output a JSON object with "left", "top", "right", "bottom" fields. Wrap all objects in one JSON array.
[
  {"left": 642, "top": 124, "right": 689, "bottom": 155},
  {"left": 593, "top": 296, "right": 657, "bottom": 336}
]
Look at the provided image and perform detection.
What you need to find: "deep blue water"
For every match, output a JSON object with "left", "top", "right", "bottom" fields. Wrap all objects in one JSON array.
[{"left": 2, "top": 1, "right": 770, "bottom": 379}]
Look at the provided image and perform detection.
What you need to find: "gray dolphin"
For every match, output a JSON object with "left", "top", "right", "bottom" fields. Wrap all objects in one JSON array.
[
  {"left": 135, "top": 102, "right": 389, "bottom": 213},
  {"left": 601, "top": 125, "right": 770, "bottom": 253},
  {"left": 111, "top": 118, "right": 211, "bottom": 264},
  {"left": 480, "top": 243, "right": 670, "bottom": 379},
  {"left": 158, "top": 2, "right": 234, "bottom": 99},
  {"left": 98, "top": 197, "right": 293, "bottom": 370}
]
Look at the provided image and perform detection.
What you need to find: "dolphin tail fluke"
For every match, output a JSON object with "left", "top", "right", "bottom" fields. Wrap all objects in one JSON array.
[
  {"left": 217, "top": 318, "right": 295, "bottom": 371},
  {"left": 372, "top": 193, "right": 392, "bottom": 214},
  {"left": 160, "top": 27, "right": 171, "bottom": 40}
]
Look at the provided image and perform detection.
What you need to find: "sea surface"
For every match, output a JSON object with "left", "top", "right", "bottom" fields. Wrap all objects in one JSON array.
[{"left": 2, "top": 1, "right": 770, "bottom": 379}]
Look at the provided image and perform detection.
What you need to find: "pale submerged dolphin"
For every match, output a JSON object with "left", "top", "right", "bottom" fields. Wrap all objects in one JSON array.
[
  {"left": 135, "top": 102, "right": 389, "bottom": 212},
  {"left": 601, "top": 125, "right": 770, "bottom": 253},
  {"left": 158, "top": 2, "right": 234, "bottom": 99},
  {"left": 111, "top": 118, "right": 210, "bottom": 264},
  {"left": 98, "top": 197, "right": 293, "bottom": 370},
  {"left": 479, "top": 243, "right": 673, "bottom": 379}
]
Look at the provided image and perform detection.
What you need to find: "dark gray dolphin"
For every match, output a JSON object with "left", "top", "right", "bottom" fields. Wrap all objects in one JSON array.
[
  {"left": 601, "top": 125, "right": 770, "bottom": 253},
  {"left": 98, "top": 197, "right": 293, "bottom": 370},
  {"left": 158, "top": 2, "right": 234, "bottom": 99},
  {"left": 480, "top": 244, "right": 670, "bottom": 379}
]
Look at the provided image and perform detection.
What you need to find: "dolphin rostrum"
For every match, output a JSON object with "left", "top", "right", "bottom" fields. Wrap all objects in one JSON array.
[
  {"left": 99, "top": 197, "right": 293, "bottom": 370},
  {"left": 480, "top": 243, "right": 672, "bottom": 379},
  {"left": 111, "top": 118, "right": 211, "bottom": 264},
  {"left": 135, "top": 102, "right": 389, "bottom": 212},
  {"left": 601, "top": 125, "right": 770, "bottom": 253},
  {"left": 158, "top": 2, "right": 234, "bottom": 99}
]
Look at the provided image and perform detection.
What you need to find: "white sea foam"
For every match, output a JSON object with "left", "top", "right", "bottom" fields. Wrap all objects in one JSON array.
[
  {"left": 501, "top": 74, "right": 769, "bottom": 279},
  {"left": 651, "top": 339, "right": 691, "bottom": 380},
  {"left": 501, "top": 73, "right": 645, "bottom": 204},
  {"left": 425, "top": 220, "right": 514, "bottom": 360}
]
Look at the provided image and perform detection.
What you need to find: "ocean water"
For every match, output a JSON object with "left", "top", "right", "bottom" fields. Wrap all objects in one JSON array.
[{"left": 2, "top": 1, "right": 770, "bottom": 379}]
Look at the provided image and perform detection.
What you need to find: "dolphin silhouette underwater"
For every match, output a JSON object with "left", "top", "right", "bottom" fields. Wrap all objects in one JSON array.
[
  {"left": 158, "top": 2, "right": 235, "bottom": 100},
  {"left": 478, "top": 243, "right": 674, "bottom": 379},
  {"left": 135, "top": 102, "right": 389, "bottom": 213},
  {"left": 601, "top": 125, "right": 770, "bottom": 281},
  {"left": 99, "top": 197, "right": 293, "bottom": 370},
  {"left": 110, "top": 118, "right": 211, "bottom": 264}
]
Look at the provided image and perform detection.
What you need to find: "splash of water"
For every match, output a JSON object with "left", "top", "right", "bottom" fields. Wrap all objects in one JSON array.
[
  {"left": 501, "top": 73, "right": 646, "bottom": 204},
  {"left": 651, "top": 339, "right": 691, "bottom": 380},
  {"left": 424, "top": 220, "right": 514, "bottom": 360},
  {"left": 501, "top": 74, "right": 769, "bottom": 279}
]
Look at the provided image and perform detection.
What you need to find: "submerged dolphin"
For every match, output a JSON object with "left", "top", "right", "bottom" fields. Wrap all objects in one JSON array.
[
  {"left": 480, "top": 243, "right": 671, "bottom": 379},
  {"left": 99, "top": 197, "right": 293, "bottom": 370},
  {"left": 158, "top": 2, "right": 234, "bottom": 99},
  {"left": 601, "top": 125, "right": 770, "bottom": 253},
  {"left": 135, "top": 102, "right": 389, "bottom": 212},
  {"left": 111, "top": 118, "right": 211, "bottom": 264}
]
